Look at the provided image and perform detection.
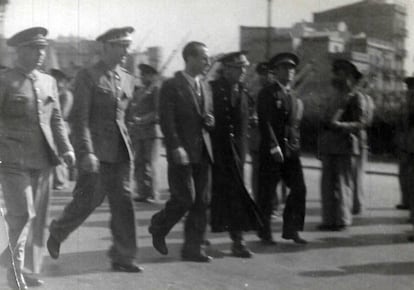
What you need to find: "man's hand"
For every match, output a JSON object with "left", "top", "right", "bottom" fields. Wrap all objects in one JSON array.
[
  {"left": 270, "top": 146, "right": 284, "bottom": 163},
  {"left": 80, "top": 153, "right": 100, "bottom": 173},
  {"left": 62, "top": 151, "right": 76, "bottom": 167},
  {"left": 203, "top": 113, "right": 215, "bottom": 129},
  {"left": 172, "top": 147, "right": 190, "bottom": 165}
]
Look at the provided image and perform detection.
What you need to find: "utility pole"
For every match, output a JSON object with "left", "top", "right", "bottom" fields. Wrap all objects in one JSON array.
[{"left": 265, "top": 0, "right": 272, "bottom": 59}]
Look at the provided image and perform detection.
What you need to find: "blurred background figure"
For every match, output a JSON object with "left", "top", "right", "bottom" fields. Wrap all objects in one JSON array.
[
  {"left": 351, "top": 77, "right": 375, "bottom": 215},
  {"left": 395, "top": 77, "right": 414, "bottom": 241},
  {"left": 126, "top": 63, "right": 160, "bottom": 203},
  {"left": 318, "top": 59, "right": 365, "bottom": 231},
  {"left": 395, "top": 78, "right": 414, "bottom": 212},
  {"left": 50, "top": 68, "right": 74, "bottom": 190}
]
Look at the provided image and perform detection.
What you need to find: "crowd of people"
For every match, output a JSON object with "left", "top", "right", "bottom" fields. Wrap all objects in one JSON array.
[{"left": 0, "top": 25, "right": 412, "bottom": 290}]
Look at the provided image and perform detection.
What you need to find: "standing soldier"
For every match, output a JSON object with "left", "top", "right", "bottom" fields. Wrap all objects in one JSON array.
[
  {"left": 47, "top": 27, "right": 142, "bottom": 273},
  {"left": 352, "top": 80, "right": 374, "bottom": 215},
  {"left": 0, "top": 27, "right": 75, "bottom": 289},
  {"left": 396, "top": 77, "right": 414, "bottom": 240},
  {"left": 126, "top": 63, "right": 160, "bottom": 202},
  {"left": 148, "top": 41, "right": 214, "bottom": 262},
  {"left": 209, "top": 51, "right": 262, "bottom": 258},
  {"left": 396, "top": 77, "right": 414, "bottom": 211},
  {"left": 256, "top": 52, "right": 307, "bottom": 245},
  {"left": 318, "top": 59, "right": 365, "bottom": 231}
]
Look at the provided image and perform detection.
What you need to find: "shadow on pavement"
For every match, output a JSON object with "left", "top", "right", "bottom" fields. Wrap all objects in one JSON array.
[{"left": 300, "top": 261, "right": 414, "bottom": 277}]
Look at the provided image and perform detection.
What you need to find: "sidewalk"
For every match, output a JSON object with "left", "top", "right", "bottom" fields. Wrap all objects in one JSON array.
[{"left": 300, "top": 153, "right": 399, "bottom": 176}]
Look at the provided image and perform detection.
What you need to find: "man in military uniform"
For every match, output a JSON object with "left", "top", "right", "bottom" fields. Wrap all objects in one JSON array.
[
  {"left": 396, "top": 77, "right": 414, "bottom": 241},
  {"left": 256, "top": 52, "right": 307, "bottom": 245},
  {"left": 148, "top": 41, "right": 214, "bottom": 262},
  {"left": 47, "top": 27, "right": 142, "bottom": 273},
  {"left": 126, "top": 63, "right": 160, "bottom": 202},
  {"left": 209, "top": 51, "right": 262, "bottom": 258},
  {"left": 0, "top": 27, "right": 75, "bottom": 289},
  {"left": 396, "top": 78, "right": 414, "bottom": 212},
  {"left": 318, "top": 59, "right": 366, "bottom": 231}
]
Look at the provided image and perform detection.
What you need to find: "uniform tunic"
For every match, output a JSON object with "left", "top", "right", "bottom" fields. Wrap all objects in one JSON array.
[{"left": 0, "top": 67, "right": 73, "bottom": 273}]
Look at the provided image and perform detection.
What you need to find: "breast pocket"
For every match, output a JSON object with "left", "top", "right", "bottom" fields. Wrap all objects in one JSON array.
[
  {"left": 94, "top": 86, "right": 115, "bottom": 111},
  {"left": 3, "top": 95, "right": 28, "bottom": 118}
]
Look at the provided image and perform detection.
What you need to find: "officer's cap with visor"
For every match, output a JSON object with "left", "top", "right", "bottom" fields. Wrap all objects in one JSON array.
[
  {"left": 218, "top": 51, "right": 250, "bottom": 68},
  {"left": 7, "top": 27, "right": 48, "bottom": 47},
  {"left": 268, "top": 52, "right": 300, "bottom": 70},
  {"left": 96, "top": 26, "right": 134, "bottom": 44},
  {"left": 138, "top": 63, "right": 158, "bottom": 75}
]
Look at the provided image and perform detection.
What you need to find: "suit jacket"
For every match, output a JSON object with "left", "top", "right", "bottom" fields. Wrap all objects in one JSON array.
[
  {"left": 0, "top": 67, "right": 73, "bottom": 168},
  {"left": 257, "top": 82, "right": 303, "bottom": 158},
  {"left": 71, "top": 61, "right": 134, "bottom": 163},
  {"left": 159, "top": 71, "right": 213, "bottom": 164}
]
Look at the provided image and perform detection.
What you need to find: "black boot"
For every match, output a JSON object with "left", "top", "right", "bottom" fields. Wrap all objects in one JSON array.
[{"left": 230, "top": 231, "right": 253, "bottom": 258}]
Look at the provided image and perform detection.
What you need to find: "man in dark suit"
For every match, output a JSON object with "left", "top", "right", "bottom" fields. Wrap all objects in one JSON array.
[
  {"left": 257, "top": 52, "right": 307, "bottom": 245},
  {"left": 47, "top": 27, "right": 142, "bottom": 273},
  {"left": 209, "top": 51, "right": 262, "bottom": 258},
  {"left": 126, "top": 63, "right": 160, "bottom": 202},
  {"left": 0, "top": 27, "right": 75, "bottom": 289},
  {"left": 148, "top": 41, "right": 214, "bottom": 262}
]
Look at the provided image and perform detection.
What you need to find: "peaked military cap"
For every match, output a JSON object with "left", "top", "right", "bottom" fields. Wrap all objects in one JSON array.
[
  {"left": 7, "top": 27, "right": 48, "bottom": 47},
  {"left": 96, "top": 26, "right": 134, "bottom": 43},
  {"left": 218, "top": 51, "right": 250, "bottom": 67},
  {"left": 332, "top": 58, "right": 363, "bottom": 80},
  {"left": 405, "top": 77, "right": 414, "bottom": 90},
  {"left": 50, "top": 68, "right": 69, "bottom": 81},
  {"left": 256, "top": 62, "right": 269, "bottom": 75},
  {"left": 268, "top": 52, "right": 299, "bottom": 68},
  {"left": 138, "top": 63, "right": 158, "bottom": 75}
]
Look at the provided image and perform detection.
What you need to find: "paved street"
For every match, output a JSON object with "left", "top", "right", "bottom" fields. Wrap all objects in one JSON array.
[{"left": 1, "top": 155, "right": 414, "bottom": 290}]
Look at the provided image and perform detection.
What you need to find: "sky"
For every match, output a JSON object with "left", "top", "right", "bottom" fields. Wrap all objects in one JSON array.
[{"left": 2, "top": 0, "right": 414, "bottom": 76}]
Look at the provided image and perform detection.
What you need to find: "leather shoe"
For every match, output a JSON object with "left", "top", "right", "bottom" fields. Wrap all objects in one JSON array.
[
  {"left": 47, "top": 234, "right": 61, "bottom": 259},
  {"left": 134, "top": 196, "right": 151, "bottom": 203},
  {"left": 333, "top": 225, "right": 348, "bottom": 231},
  {"left": 317, "top": 224, "right": 336, "bottom": 231},
  {"left": 181, "top": 251, "right": 212, "bottom": 263},
  {"left": 7, "top": 269, "right": 28, "bottom": 290},
  {"left": 282, "top": 232, "right": 308, "bottom": 244},
  {"left": 148, "top": 226, "right": 168, "bottom": 255},
  {"left": 260, "top": 237, "right": 277, "bottom": 246},
  {"left": 396, "top": 204, "right": 409, "bottom": 210},
  {"left": 231, "top": 244, "right": 253, "bottom": 258},
  {"left": 202, "top": 239, "right": 211, "bottom": 246},
  {"left": 22, "top": 273, "right": 44, "bottom": 287},
  {"left": 111, "top": 262, "right": 143, "bottom": 273}
]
